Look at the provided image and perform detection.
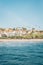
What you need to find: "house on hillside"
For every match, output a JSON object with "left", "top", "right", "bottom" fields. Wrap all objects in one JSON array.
[
  {"left": 4, "top": 28, "right": 14, "bottom": 37},
  {"left": 0, "top": 29, "right": 4, "bottom": 37},
  {"left": 39, "top": 31, "right": 43, "bottom": 35}
]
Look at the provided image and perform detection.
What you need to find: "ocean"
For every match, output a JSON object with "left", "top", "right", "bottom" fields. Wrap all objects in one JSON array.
[{"left": 0, "top": 41, "right": 43, "bottom": 65}]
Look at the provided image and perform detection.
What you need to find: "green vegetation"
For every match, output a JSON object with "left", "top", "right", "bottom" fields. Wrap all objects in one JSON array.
[
  {"left": 0, "top": 33, "right": 43, "bottom": 39},
  {"left": 0, "top": 27, "right": 43, "bottom": 39}
]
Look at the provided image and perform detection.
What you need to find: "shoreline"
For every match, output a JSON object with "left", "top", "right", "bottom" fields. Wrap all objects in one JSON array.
[{"left": 0, "top": 39, "right": 43, "bottom": 42}]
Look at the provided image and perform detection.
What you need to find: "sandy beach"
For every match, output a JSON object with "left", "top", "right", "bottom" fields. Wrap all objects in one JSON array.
[{"left": 0, "top": 39, "right": 43, "bottom": 42}]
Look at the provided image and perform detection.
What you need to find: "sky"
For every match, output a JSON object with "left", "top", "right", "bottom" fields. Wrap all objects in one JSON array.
[{"left": 0, "top": 0, "right": 43, "bottom": 30}]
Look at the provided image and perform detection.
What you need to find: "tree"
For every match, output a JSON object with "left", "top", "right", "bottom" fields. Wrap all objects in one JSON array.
[
  {"left": 13, "top": 28, "right": 15, "bottom": 30},
  {"left": 22, "top": 27, "right": 27, "bottom": 30}
]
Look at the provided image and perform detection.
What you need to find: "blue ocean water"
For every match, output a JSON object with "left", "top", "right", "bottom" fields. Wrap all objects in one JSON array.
[{"left": 0, "top": 41, "right": 43, "bottom": 65}]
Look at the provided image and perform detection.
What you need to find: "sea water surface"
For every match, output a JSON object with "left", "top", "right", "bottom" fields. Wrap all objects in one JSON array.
[{"left": 0, "top": 41, "right": 43, "bottom": 65}]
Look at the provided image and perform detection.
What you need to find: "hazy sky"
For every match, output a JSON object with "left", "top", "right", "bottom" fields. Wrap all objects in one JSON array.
[{"left": 0, "top": 0, "right": 43, "bottom": 30}]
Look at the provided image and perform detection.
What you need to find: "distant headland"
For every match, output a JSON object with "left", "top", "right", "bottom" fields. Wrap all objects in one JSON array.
[{"left": 0, "top": 27, "right": 43, "bottom": 39}]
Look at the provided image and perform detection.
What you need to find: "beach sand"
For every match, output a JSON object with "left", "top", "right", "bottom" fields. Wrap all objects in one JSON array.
[{"left": 0, "top": 39, "right": 43, "bottom": 42}]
